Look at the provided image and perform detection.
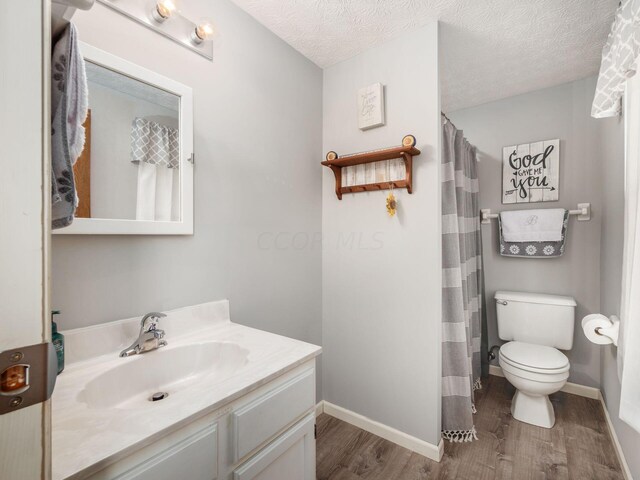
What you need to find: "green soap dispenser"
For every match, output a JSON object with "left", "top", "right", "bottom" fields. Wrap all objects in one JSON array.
[{"left": 51, "top": 310, "right": 64, "bottom": 374}]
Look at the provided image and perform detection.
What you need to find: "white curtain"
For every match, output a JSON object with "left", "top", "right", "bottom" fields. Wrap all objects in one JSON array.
[
  {"left": 130, "top": 117, "right": 179, "bottom": 221},
  {"left": 620, "top": 72, "right": 640, "bottom": 433},
  {"left": 135, "top": 161, "right": 177, "bottom": 221}
]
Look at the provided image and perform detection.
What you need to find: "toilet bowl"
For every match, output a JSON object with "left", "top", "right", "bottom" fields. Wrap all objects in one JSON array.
[{"left": 499, "top": 341, "right": 570, "bottom": 428}]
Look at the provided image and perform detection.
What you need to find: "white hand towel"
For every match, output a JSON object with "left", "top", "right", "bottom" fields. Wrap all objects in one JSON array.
[{"left": 500, "top": 209, "right": 567, "bottom": 243}]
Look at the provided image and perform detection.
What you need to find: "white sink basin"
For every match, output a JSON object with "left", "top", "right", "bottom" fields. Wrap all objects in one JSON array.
[{"left": 79, "top": 342, "right": 249, "bottom": 409}]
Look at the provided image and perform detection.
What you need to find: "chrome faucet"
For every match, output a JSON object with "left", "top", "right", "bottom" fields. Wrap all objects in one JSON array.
[{"left": 120, "top": 312, "right": 168, "bottom": 357}]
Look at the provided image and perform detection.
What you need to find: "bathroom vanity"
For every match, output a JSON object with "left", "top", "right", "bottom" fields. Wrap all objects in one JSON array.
[{"left": 52, "top": 301, "right": 321, "bottom": 480}]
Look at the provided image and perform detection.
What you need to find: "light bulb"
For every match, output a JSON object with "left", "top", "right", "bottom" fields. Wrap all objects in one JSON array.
[
  {"left": 191, "top": 19, "right": 215, "bottom": 44},
  {"left": 152, "top": 0, "right": 178, "bottom": 22}
]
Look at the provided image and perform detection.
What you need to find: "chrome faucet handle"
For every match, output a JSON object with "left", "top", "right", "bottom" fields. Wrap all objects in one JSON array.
[
  {"left": 140, "top": 312, "right": 167, "bottom": 332},
  {"left": 119, "top": 312, "right": 168, "bottom": 357},
  {"left": 155, "top": 329, "right": 167, "bottom": 348}
]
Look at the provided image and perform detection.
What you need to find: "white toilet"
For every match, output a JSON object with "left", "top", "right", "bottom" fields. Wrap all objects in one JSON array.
[{"left": 495, "top": 291, "right": 576, "bottom": 428}]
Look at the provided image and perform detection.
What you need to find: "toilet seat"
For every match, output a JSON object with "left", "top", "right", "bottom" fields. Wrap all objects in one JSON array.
[{"left": 499, "top": 341, "right": 569, "bottom": 375}]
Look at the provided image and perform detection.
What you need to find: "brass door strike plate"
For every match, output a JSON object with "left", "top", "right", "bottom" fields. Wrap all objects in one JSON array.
[{"left": 0, "top": 343, "right": 57, "bottom": 415}]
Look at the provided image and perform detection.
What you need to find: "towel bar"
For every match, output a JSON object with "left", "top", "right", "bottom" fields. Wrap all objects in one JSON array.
[{"left": 480, "top": 203, "right": 590, "bottom": 225}]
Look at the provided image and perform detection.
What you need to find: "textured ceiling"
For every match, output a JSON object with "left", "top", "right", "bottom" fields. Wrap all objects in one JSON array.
[{"left": 229, "top": 0, "right": 617, "bottom": 111}]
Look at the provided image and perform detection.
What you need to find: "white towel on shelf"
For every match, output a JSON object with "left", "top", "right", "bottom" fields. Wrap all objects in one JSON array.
[{"left": 500, "top": 209, "right": 567, "bottom": 243}]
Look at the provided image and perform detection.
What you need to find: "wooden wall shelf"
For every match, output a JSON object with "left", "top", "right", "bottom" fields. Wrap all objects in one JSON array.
[{"left": 321, "top": 139, "right": 421, "bottom": 200}]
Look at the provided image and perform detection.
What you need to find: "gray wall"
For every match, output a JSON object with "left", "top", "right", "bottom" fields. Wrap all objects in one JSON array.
[
  {"left": 449, "top": 77, "right": 605, "bottom": 387},
  {"left": 53, "top": 0, "right": 323, "bottom": 392},
  {"left": 322, "top": 23, "right": 442, "bottom": 446},
  {"left": 597, "top": 109, "right": 640, "bottom": 478}
]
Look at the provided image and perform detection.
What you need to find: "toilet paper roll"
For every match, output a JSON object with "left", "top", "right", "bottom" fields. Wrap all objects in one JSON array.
[{"left": 582, "top": 314, "right": 614, "bottom": 345}]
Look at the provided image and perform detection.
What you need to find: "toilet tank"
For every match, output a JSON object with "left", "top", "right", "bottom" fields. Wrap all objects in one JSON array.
[{"left": 495, "top": 291, "right": 576, "bottom": 350}]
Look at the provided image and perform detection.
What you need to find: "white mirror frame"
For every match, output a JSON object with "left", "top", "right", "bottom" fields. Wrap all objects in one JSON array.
[{"left": 53, "top": 42, "right": 194, "bottom": 235}]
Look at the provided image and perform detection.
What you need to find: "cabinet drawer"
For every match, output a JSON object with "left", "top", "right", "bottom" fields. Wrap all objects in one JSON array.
[
  {"left": 232, "top": 413, "right": 315, "bottom": 480},
  {"left": 232, "top": 368, "right": 315, "bottom": 462},
  {"left": 111, "top": 423, "right": 218, "bottom": 480}
]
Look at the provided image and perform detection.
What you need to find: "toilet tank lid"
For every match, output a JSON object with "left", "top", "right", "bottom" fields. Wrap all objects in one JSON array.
[{"left": 495, "top": 291, "right": 576, "bottom": 307}]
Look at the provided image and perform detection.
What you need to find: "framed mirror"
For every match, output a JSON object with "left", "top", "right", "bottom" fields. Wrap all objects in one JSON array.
[{"left": 53, "top": 42, "right": 193, "bottom": 235}]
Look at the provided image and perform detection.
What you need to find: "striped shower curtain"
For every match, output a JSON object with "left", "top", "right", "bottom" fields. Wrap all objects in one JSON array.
[{"left": 441, "top": 114, "right": 483, "bottom": 442}]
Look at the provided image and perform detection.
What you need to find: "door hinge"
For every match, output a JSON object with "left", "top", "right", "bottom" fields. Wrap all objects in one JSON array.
[
  {"left": 187, "top": 152, "right": 195, "bottom": 164},
  {"left": 314, "top": 423, "right": 317, "bottom": 439},
  {"left": 0, "top": 343, "right": 57, "bottom": 415}
]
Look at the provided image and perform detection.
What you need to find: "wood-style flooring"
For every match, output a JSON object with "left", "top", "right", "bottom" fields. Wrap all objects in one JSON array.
[{"left": 316, "top": 375, "right": 624, "bottom": 480}]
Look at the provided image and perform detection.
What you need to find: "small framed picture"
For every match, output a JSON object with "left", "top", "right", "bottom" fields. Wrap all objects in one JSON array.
[{"left": 358, "top": 83, "right": 385, "bottom": 130}]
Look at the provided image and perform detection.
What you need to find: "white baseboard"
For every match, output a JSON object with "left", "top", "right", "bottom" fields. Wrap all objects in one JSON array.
[
  {"left": 315, "top": 400, "right": 324, "bottom": 417},
  {"left": 321, "top": 401, "right": 444, "bottom": 462},
  {"left": 488, "top": 365, "right": 599, "bottom": 399},
  {"left": 598, "top": 392, "right": 632, "bottom": 480},
  {"left": 561, "top": 381, "right": 600, "bottom": 400},
  {"left": 489, "top": 365, "right": 630, "bottom": 478}
]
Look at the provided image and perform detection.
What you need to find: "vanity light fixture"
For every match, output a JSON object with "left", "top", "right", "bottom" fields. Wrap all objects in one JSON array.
[
  {"left": 97, "top": 0, "right": 214, "bottom": 60},
  {"left": 191, "top": 19, "right": 214, "bottom": 44},
  {"left": 151, "top": 0, "right": 178, "bottom": 22}
]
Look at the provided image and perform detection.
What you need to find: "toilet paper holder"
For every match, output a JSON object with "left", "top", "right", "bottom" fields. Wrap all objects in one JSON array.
[{"left": 581, "top": 314, "right": 620, "bottom": 346}]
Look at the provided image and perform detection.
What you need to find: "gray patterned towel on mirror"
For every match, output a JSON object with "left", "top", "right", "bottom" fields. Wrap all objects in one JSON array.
[{"left": 51, "top": 23, "right": 88, "bottom": 229}]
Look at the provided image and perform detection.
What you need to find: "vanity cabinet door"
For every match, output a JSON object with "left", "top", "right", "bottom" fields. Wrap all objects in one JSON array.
[
  {"left": 232, "top": 368, "right": 315, "bottom": 462},
  {"left": 110, "top": 423, "right": 218, "bottom": 480},
  {"left": 232, "top": 414, "right": 315, "bottom": 480}
]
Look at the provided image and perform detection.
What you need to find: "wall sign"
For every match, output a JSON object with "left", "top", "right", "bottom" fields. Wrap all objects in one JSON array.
[
  {"left": 357, "top": 83, "right": 385, "bottom": 130},
  {"left": 502, "top": 139, "right": 559, "bottom": 204}
]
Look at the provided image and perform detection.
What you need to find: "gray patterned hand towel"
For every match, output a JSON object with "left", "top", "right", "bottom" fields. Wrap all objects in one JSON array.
[
  {"left": 498, "top": 209, "right": 569, "bottom": 258},
  {"left": 51, "top": 23, "right": 88, "bottom": 229}
]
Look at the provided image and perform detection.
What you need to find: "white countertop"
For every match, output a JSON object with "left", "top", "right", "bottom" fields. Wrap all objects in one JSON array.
[{"left": 52, "top": 300, "right": 321, "bottom": 480}]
